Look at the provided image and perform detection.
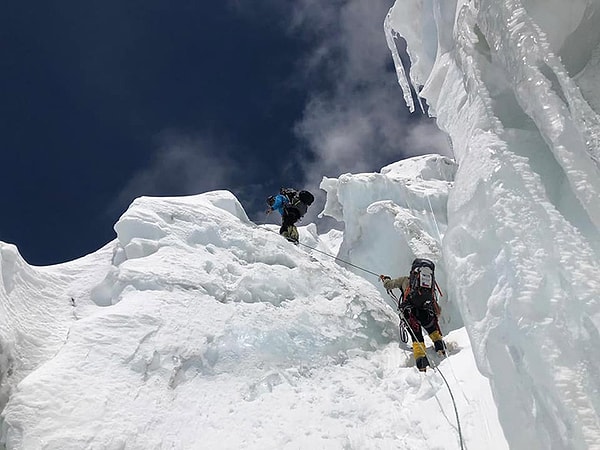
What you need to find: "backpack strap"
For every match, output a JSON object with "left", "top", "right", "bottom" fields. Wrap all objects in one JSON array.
[{"left": 435, "top": 281, "right": 444, "bottom": 297}]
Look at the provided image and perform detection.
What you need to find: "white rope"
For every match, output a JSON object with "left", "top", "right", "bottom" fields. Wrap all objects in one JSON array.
[{"left": 397, "top": 308, "right": 465, "bottom": 450}]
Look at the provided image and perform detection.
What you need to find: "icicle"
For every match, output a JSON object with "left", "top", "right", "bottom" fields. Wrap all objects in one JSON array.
[{"left": 384, "top": 9, "right": 416, "bottom": 113}]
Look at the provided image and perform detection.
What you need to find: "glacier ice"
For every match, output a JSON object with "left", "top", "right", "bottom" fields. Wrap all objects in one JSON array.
[{"left": 387, "top": 0, "right": 600, "bottom": 448}]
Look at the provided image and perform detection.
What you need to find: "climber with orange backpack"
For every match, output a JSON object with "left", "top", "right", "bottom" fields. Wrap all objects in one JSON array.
[{"left": 380, "top": 258, "right": 445, "bottom": 372}]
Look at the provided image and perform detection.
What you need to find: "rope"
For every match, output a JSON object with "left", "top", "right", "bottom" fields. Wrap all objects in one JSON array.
[
  {"left": 258, "top": 224, "right": 381, "bottom": 278},
  {"left": 420, "top": 189, "right": 472, "bottom": 408},
  {"left": 425, "top": 192, "right": 443, "bottom": 246},
  {"left": 396, "top": 302, "right": 465, "bottom": 450},
  {"left": 295, "top": 240, "right": 381, "bottom": 277},
  {"left": 260, "top": 222, "right": 464, "bottom": 449}
]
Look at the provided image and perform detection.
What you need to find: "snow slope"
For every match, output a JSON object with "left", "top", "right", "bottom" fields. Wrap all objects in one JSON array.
[{"left": 1, "top": 188, "right": 505, "bottom": 449}]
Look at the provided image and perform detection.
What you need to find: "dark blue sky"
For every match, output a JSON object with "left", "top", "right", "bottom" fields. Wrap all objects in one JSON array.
[{"left": 2, "top": 1, "right": 445, "bottom": 265}]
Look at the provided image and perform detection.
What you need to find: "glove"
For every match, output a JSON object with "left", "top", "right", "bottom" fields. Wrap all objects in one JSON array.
[{"left": 266, "top": 208, "right": 272, "bottom": 215}]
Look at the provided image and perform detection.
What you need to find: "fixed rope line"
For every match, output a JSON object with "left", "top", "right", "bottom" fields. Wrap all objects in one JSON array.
[
  {"left": 378, "top": 288, "right": 464, "bottom": 449},
  {"left": 426, "top": 192, "right": 443, "bottom": 244},
  {"left": 261, "top": 223, "right": 464, "bottom": 448},
  {"left": 396, "top": 300, "right": 465, "bottom": 450},
  {"left": 295, "top": 240, "right": 381, "bottom": 277},
  {"left": 259, "top": 224, "right": 381, "bottom": 278},
  {"left": 423, "top": 187, "right": 468, "bottom": 398}
]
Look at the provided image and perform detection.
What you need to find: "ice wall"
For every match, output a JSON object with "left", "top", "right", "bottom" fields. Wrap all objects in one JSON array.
[
  {"left": 386, "top": 0, "right": 600, "bottom": 448},
  {"left": 320, "top": 154, "right": 463, "bottom": 329}
]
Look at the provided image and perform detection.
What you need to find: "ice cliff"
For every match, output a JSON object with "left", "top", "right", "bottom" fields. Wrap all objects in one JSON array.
[{"left": 384, "top": 0, "right": 600, "bottom": 448}]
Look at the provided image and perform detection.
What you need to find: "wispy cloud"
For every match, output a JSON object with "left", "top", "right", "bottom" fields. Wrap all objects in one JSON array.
[
  {"left": 402, "top": 119, "right": 453, "bottom": 157},
  {"left": 286, "top": 0, "right": 450, "bottom": 184},
  {"left": 113, "top": 2, "right": 452, "bottom": 226},
  {"left": 111, "top": 131, "right": 239, "bottom": 215},
  {"left": 227, "top": 0, "right": 451, "bottom": 229}
]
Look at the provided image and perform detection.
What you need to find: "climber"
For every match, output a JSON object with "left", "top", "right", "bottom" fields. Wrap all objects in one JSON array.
[
  {"left": 380, "top": 258, "right": 445, "bottom": 372},
  {"left": 266, "top": 187, "right": 314, "bottom": 244}
]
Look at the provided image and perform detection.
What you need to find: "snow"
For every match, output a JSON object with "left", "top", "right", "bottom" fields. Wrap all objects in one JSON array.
[
  {"left": 2, "top": 0, "right": 600, "bottom": 448},
  {"left": 1, "top": 188, "right": 505, "bottom": 449}
]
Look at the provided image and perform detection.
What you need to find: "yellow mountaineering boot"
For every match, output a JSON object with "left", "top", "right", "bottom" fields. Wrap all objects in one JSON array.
[
  {"left": 287, "top": 225, "right": 299, "bottom": 244},
  {"left": 413, "top": 342, "right": 429, "bottom": 372},
  {"left": 429, "top": 330, "right": 446, "bottom": 356}
]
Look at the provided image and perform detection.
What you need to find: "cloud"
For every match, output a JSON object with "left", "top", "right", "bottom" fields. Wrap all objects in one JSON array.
[
  {"left": 285, "top": 0, "right": 451, "bottom": 186},
  {"left": 111, "top": 131, "right": 240, "bottom": 214},
  {"left": 403, "top": 119, "right": 454, "bottom": 158},
  {"left": 103, "top": 2, "right": 453, "bottom": 228},
  {"left": 227, "top": 0, "right": 451, "bottom": 175}
]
